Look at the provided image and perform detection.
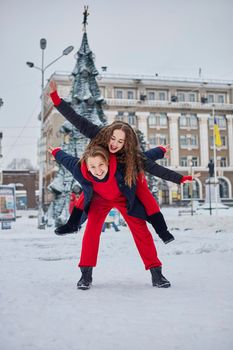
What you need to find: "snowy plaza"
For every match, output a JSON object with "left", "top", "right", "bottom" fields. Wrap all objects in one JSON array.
[
  {"left": 0, "top": 208, "right": 233, "bottom": 350},
  {"left": 1, "top": 1, "right": 233, "bottom": 350}
]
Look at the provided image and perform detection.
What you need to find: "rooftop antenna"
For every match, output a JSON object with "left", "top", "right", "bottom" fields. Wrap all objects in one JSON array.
[
  {"left": 82, "top": 5, "right": 89, "bottom": 32},
  {"left": 199, "top": 67, "right": 202, "bottom": 78}
]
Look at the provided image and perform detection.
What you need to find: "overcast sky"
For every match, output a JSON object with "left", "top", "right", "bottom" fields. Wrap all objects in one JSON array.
[{"left": 1, "top": 0, "right": 233, "bottom": 169}]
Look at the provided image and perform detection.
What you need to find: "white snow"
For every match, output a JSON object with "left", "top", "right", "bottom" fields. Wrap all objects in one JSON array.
[{"left": 1, "top": 208, "right": 233, "bottom": 350}]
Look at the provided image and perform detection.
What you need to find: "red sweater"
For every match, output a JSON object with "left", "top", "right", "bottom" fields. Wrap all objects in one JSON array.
[{"left": 80, "top": 154, "right": 125, "bottom": 201}]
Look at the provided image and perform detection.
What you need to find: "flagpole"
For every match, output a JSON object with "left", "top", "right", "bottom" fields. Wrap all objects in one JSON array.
[{"left": 212, "top": 105, "right": 218, "bottom": 214}]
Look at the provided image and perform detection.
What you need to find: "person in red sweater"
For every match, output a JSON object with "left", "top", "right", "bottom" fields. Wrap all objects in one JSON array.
[
  {"left": 49, "top": 144, "right": 199, "bottom": 290},
  {"left": 49, "top": 80, "right": 200, "bottom": 244},
  {"left": 49, "top": 145, "right": 167, "bottom": 289}
]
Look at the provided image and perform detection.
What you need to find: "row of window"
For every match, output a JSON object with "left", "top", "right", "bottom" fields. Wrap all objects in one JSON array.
[
  {"left": 149, "top": 134, "right": 227, "bottom": 148},
  {"left": 114, "top": 90, "right": 167, "bottom": 100},
  {"left": 176, "top": 92, "right": 226, "bottom": 104},
  {"left": 149, "top": 134, "right": 198, "bottom": 147},
  {"left": 180, "top": 157, "right": 228, "bottom": 167},
  {"left": 157, "top": 157, "right": 228, "bottom": 167},
  {"left": 112, "top": 89, "right": 227, "bottom": 103},
  {"left": 180, "top": 135, "right": 198, "bottom": 147},
  {"left": 159, "top": 178, "right": 230, "bottom": 199},
  {"left": 182, "top": 178, "right": 229, "bottom": 199},
  {"left": 149, "top": 113, "right": 227, "bottom": 128},
  {"left": 116, "top": 112, "right": 228, "bottom": 129},
  {"left": 116, "top": 112, "right": 137, "bottom": 125}
]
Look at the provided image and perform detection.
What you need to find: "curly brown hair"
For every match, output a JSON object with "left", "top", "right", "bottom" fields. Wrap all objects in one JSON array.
[{"left": 87, "top": 121, "right": 145, "bottom": 187}]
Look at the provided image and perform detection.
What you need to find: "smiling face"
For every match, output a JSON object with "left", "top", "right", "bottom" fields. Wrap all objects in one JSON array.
[
  {"left": 86, "top": 155, "right": 109, "bottom": 179},
  {"left": 108, "top": 129, "right": 126, "bottom": 153}
]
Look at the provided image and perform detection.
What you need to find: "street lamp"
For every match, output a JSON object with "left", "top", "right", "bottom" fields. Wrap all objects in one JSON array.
[
  {"left": 189, "top": 161, "right": 194, "bottom": 216},
  {"left": 0, "top": 132, "right": 3, "bottom": 185},
  {"left": 27, "top": 39, "right": 74, "bottom": 228},
  {"left": 0, "top": 98, "right": 3, "bottom": 185}
]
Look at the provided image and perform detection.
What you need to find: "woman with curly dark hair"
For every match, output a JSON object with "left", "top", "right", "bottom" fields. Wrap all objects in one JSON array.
[
  {"left": 49, "top": 144, "right": 170, "bottom": 289},
  {"left": 86, "top": 120, "right": 145, "bottom": 187},
  {"left": 49, "top": 80, "right": 199, "bottom": 243}
]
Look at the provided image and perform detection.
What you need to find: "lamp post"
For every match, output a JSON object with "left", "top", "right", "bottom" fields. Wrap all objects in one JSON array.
[
  {"left": 189, "top": 160, "right": 194, "bottom": 216},
  {"left": 0, "top": 98, "right": 3, "bottom": 185},
  {"left": 0, "top": 132, "right": 2, "bottom": 185},
  {"left": 27, "top": 39, "right": 74, "bottom": 228},
  {"left": 212, "top": 104, "right": 219, "bottom": 213}
]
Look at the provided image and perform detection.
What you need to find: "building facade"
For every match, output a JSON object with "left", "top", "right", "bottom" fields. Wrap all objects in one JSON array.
[
  {"left": 2, "top": 170, "right": 38, "bottom": 209},
  {"left": 42, "top": 72, "right": 233, "bottom": 206}
]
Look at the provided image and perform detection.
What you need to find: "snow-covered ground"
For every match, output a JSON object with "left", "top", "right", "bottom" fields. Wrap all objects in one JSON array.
[{"left": 1, "top": 208, "right": 233, "bottom": 350}]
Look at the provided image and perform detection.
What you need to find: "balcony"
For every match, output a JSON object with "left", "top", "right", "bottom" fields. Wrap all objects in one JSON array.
[{"left": 104, "top": 98, "right": 233, "bottom": 113}]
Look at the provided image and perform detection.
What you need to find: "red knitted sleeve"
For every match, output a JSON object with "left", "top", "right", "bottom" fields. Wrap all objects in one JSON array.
[
  {"left": 180, "top": 176, "right": 193, "bottom": 183},
  {"left": 159, "top": 146, "right": 167, "bottom": 153},
  {"left": 51, "top": 147, "right": 61, "bottom": 157},
  {"left": 50, "top": 91, "right": 61, "bottom": 106}
]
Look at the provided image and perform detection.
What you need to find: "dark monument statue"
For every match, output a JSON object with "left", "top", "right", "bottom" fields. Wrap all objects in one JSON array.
[{"left": 208, "top": 159, "right": 214, "bottom": 177}]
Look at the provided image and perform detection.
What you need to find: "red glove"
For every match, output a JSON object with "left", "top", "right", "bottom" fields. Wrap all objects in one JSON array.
[
  {"left": 51, "top": 147, "right": 61, "bottom": 157},
  {"left": 50, "top": 91, "right": 61, "bottom": 106},
  {"left": 180, "top": 175, "right": 193, "bottom": 183},
  {"left": 159, "top": 146, "right": 167, "bottom": 154}
]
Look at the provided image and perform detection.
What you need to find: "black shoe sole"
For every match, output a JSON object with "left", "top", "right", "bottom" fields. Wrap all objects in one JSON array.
[
  {"left": 164, "top": 237, "right": 175, "bottom": 244},
  {"left": 153, "top": 282, "right": 171, "bottom": 288},
  {"left": 54, "top": 230, "right": 77, "bottom": 236},
  {"left": 77, "top": 283, "right": 92, "bottom": 290},
  {"left": 77, "top": 285, "right": 90, "bottom": 290}
]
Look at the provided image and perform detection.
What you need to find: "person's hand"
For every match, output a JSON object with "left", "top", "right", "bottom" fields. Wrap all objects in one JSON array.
[
  {"left": 48, "top": 145, "right": 55, "bottom": 154},
  {"left": 161, "top": 145, "right": 172, "bottom": 158},
  {"left": 192, "top": 172, "right": 201, "bottom": 180},
  {"left": 48, "top": 145, "right": 56, "bottom": 160},
  {"left": 181, "top": 172, "right": 201, "bottom": 183},
  {"left": 49, "top": 80, "right": 57, "bottom": 94},
  {"left": 163, "top": 144, "right": 172, "bottom": 158}
]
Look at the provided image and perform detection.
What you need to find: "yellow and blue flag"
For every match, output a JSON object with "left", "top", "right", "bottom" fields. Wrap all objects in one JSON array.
[{"left": 214, "top": 117, "right": 222, "bottom": 147}]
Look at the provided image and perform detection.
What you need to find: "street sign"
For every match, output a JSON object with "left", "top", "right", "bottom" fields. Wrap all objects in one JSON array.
[{"left": 0, "top": 185, "right": 16, "bottom": 222}]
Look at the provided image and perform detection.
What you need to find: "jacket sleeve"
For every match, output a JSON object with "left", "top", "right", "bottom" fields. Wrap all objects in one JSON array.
[
  {"left": 54, "top": 150, "right": 81, "bottom": 178},
  {"left": 143, "top": 157, "right": 183, "bottom": 184},
  {"left": 143, "top": 147, "right": 165, "bottom": 161},
  {"left": 55, "top": 99, "right": 102, "bottom": 139}
]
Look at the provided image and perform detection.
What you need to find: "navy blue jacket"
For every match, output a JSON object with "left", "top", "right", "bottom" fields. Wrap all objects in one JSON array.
[
  {"left": 55, "top": 99, "right": 183, "bottom": 184},
  {"left": 54, "top": 148, "right": 168, "bottom": 226}
]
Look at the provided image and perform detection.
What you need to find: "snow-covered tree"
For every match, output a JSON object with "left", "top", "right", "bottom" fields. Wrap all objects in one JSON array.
[
  {"left": 47, "top": 11, "right": 107, "bottom": 227},
  {"left": 135, "top": 129, "right": 159, "bottom": 200}
]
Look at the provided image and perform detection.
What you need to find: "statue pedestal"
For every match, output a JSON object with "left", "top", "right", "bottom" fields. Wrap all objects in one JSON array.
[
  {"left": 198, "top": 178, "right": 229, "bottom": 210},
  {"left": 205, "top": 178, "right": 220, "bottom": 204}
]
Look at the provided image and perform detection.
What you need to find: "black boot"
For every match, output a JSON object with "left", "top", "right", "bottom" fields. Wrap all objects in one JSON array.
[
  {"left": 148, "top": 212, "right": 174, "bottom": 244},
  {"left": 54, "top": 207, "right": 83, "bottom": 235},
  {"left": 150, "top": 266, "right": 171, "bottom": 288},
  {"left": 77, "top": 267, "right": 93, "bottom": 290}
]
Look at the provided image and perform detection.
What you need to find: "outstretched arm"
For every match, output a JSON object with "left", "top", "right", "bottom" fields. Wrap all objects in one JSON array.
[
  {"left": 143, "top": 155, "right": 201, "bottom": 184},
  {"left": 143, "top": 144, "right": 171, "bottom": 161},
  {"left": 49, "top": 80, "right": 101, "bottom": 140},
  {"left": 144, "top": 158, "right": 183, "bottom": 184},
  {"left": 48, "top": 146, "right": 81, "bottom": 178},
  {"left": 180, "top": 173, "right": 201, "bottom": 183}
]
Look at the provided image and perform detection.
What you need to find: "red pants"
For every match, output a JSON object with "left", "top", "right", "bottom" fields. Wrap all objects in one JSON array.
[
  {"left": 78, "top": 195, "right": 162, "bottom": 270},
  {"left": 69, "top": 193, "right": 79, "bottom": 214},
  {"left": 75, "top": 177, "right": 160, "bottom": 217},
  {"left": 74, "top": 193, "right": 85, "bottom": 209},
  {"left": 136, "top": 174, "right": 160, "bottom": 216}
]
